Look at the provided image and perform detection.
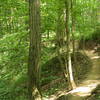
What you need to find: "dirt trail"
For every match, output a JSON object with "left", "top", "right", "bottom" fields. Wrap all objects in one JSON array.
[
  {"left": 68, "top": 50, "right": 100, "bottom": 99},
  {"left": 43, "top": 50, "right": 100, "bottom": 100},
  {"left": 83, "top": 50, "right": 100, "bottom": 80}
]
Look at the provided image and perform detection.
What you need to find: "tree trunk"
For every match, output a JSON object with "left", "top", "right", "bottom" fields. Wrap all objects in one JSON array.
[
  {"left": 56, "top": 0, "right": 68, "bottom": 83},
  {"left": 71, "top": 0, "right": 78, "bottom": 84},
  {"left": 28, "top": 0, "right": 42, "bottom": 100},
  {"left": 65, "top": 0, "right": 76, "bottom": 89}
]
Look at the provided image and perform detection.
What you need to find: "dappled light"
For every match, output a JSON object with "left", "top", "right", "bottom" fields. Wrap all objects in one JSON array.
[
  {"left": 91, "top": 56, "right": 100, "bottom": 59},
  {"left": 70, "top": 82, "right": 100, "bottom": 96},
  {"left": 0, "top": 0, "right": 100, "bottom": 100}
]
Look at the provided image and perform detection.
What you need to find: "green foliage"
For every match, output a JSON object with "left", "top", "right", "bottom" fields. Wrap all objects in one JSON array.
[
  {"left": 0, "top": 0, "right": 28, "bottom": 99},
  {"left": 0, "top": 32, "right": 28, "bottom": 100},
  {"left": 0, "top": 0, "right": 99, "bottom": 99},
  {"left": 41, "top": 52, "right": 92, "bottom": 89}
]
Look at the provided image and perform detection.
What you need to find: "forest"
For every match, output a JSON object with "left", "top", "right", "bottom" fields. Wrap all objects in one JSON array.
[{"left": 0, "top": 0, "right": 100, "bottom": 100}]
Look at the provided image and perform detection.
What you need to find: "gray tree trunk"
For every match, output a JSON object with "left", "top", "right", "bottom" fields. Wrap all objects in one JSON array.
[{"left": 65, "top": 0, "right": 76, "bottom": 89}]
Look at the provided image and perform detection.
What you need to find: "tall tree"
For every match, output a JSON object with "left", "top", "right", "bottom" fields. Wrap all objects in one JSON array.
[
  {"left": 71, "top": 0, "right": 76, "bottom": 59},
  {"left": 56, "top": 0, "right": 68, "bottom": 81},
  {"left": 28, "top": 0, "right": 42, "bottom": 100},
  {"left": 56, "top": 0, "right": 76, "bottom": 89},
  {"left": 65, "top": 0, "right": 76, "bottom": 89},
  {"left": 71, "top": 0, "right": 78, "bottom": 83}
]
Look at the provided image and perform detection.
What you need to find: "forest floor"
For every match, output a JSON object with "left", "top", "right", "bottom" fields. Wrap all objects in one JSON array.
[{"left": 43, "top": 49, "right": 100, "bottom": 100}]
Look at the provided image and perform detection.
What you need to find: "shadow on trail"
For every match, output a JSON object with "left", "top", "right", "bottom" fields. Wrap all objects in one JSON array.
[{"left": 43, "top": 50, "right": 100, "bottom": 100}]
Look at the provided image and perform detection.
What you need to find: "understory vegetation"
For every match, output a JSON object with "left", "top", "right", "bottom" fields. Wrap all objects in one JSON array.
[{"left": 0, "top": 0, "right": 100, "bottom": 100}]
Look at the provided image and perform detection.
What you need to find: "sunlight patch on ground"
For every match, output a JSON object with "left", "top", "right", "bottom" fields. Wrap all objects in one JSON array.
[
  {"left": 43, "top": 50, "right": 100, "bottom": 100},
  {"left": 70, "top": 87, "right": 91, "bottom": 93},
  {"left": 69, "top": 82, "right": 100, "bottom": 97},
  {"left": 91, "top": 56, "right": 100, "bottom": 59},
  {"left": 43, "top": 82, "right": 100, "bottom": 100}
]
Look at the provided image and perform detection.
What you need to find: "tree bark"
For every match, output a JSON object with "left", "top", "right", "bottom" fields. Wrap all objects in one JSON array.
[
  {"left": 71, "top": 0, "right": 78, "bottom": 84},
  {"left": 28, "top": 0, "right": 42, "bottom": 100},
  {"left": 65, "top": 0, "right": 76, "bottom": 89},
  {"left": 56, "top": 0, "right": 69, "bottom": 83}
]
